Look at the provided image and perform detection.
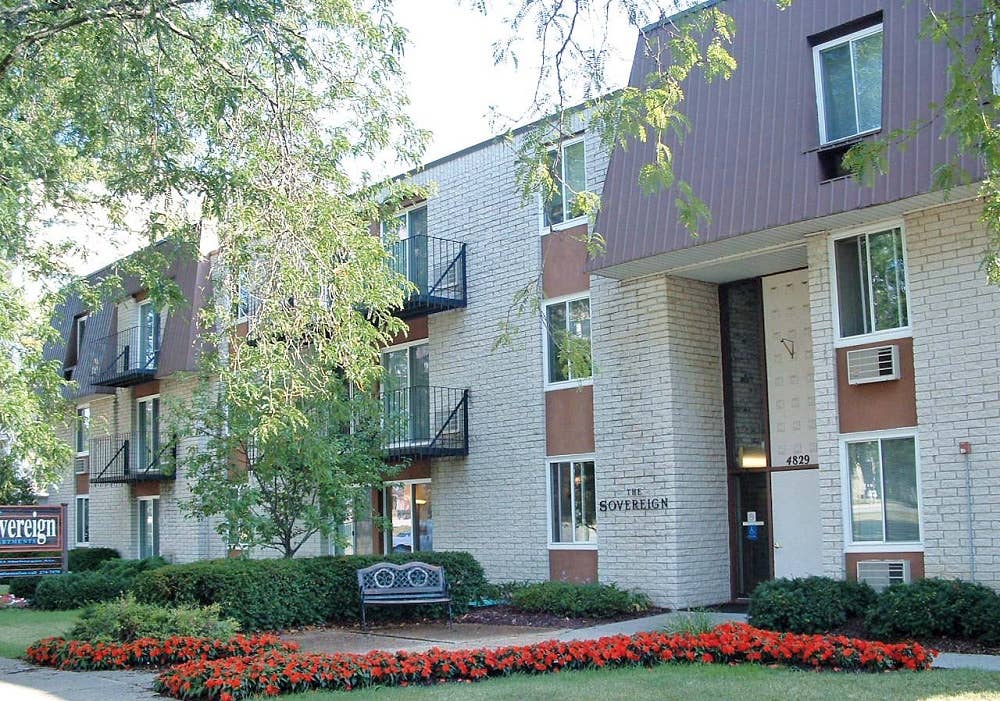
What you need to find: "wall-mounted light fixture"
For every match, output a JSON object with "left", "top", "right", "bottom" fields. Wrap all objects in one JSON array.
[{"left": 739, "top": 445, "right": 768, "bottom": 469}]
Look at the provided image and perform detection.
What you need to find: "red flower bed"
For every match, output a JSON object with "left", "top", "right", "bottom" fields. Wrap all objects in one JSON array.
[
  {"left": 154, "top": 623, "right": 935, "bottom": 700},
  {"left": 25, "top": 634, "right": 298, "bottom": 671}
]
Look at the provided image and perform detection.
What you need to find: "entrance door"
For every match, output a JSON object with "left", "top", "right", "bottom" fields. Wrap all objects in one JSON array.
[
  {"left": 733, "top": 471, "right": 771, "bottom": 597},
  {"left": 771, "top": 469, "right": 823, "bottom": 577}
]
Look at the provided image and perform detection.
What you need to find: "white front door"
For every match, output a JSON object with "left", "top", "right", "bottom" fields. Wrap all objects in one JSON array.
[
  {"left": 771, "top": 469, "right": 824, "bottom": 578},
  {"left": 762, "top": 269, "right": 823, "bottom": 579}
]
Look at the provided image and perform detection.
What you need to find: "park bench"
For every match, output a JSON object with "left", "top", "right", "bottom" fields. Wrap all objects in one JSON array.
[{"left": 356, "top": 561, "right": 452, "bottom": 629}]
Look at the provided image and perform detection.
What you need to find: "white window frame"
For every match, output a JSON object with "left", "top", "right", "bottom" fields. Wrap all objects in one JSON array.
[
  {"left": 75, "top": 314, "right": 88, "bottom": 360},
  {"left": 134, "top": 394, "right": 161, "bottom": 471},
  {"left": 543, "top": 292, "right": 593, "bottom": 391},
  {"left": 813, "top": 23, "right": 884, "bottom": 145},
  {"left": 539, "top": 135, "right": 588, "bottom": 234},
  {"left": 828, "top": 220, "right": 912, "bottom": 347},
  {"left": 75, "top": 495, "right": 90, "bottom": 546},
  {"left": 839, "top": 427, "right": 923, "bottom": 553},
  {"left": 382, "top": 478, "right": 432, "bottom": 554},
  {"left": 75, "top": 404, "right": 90, "bottom": 456},
  {"left": 546, "top": 453, "right": 598, "bottom": 549},
  {"left": 137, "top": 495, "right": 160, "bottom": 559}
]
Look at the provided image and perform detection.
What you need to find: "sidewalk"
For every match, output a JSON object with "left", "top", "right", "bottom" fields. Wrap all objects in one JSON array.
[{"left": 1, "top": 611, "right": 998, "bottom": 700}]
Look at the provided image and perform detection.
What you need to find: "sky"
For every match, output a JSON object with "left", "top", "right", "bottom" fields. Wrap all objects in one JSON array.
[{"left": 65, "top": 0, "right": 646, "bottom": 277}]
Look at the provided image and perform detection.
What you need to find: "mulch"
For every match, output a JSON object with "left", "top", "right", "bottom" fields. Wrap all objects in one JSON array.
[
  {"left": 830, "top": 618, "right": 1000, "bottom": 656},
  {"left": 456, "top": 604, "right": 671, "bottom": 629}
]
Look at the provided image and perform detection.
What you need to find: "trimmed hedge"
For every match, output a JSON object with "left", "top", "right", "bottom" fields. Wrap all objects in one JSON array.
[
  {"left": 748, "top": 577, "right": 876, "bottom": 634},
  {"left": 5, "top": 547, "right": 121, "bottom": 599},
  {"left": 509, "top": 581, "right": 651, "bottom": 618},
  {"left": 34, "top": 557, "right": 167, "bottom": 610},
  {"left": 70, "top": 594, "right": 241, "bottom": 643},
  {"left": 865, "top": 578, "right": 1000, "bottom": 644},
  {"left": 133, "top": 552, "right": 488, "bottom": 631}
]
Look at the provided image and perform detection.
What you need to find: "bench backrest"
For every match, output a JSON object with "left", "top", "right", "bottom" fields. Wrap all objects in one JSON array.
[{"left": 356, "top": 561, "right": 448, "bottom": 599}]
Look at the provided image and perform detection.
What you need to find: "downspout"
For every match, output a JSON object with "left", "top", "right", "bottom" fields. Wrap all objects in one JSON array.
[{"left": 963, "top": 450, "right": 976, "bottom": 582}]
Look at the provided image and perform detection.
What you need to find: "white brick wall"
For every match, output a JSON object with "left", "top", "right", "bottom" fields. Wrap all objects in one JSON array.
[
  {"left": 806, "top": 234, "right": 845, "bottom": 577},
  {"left": 590, "top": 273, "right": 729, "bottom": 608},
  {"left": 906, "top": 199, "right": 1000, "bottom": 586}
]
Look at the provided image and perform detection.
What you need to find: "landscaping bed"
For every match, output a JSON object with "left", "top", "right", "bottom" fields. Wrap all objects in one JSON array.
[{"left": 458, "top": 603, "right": 669, "bottom": 629}]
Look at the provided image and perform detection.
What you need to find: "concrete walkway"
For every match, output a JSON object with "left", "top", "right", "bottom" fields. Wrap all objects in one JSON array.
[{"left": 2, "top": 611, "right": 999, "bottom": 700}]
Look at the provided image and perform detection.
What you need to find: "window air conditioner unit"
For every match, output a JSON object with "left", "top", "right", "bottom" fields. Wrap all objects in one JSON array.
[
  {"left": 857, "top": 560, "right": 911, "bottom": 591},
  {"left": 846, "top": 345, "right": 900, "bottom": 385},
  {"left": 74, "top": 456, "right": 89, "bottom": 474}
]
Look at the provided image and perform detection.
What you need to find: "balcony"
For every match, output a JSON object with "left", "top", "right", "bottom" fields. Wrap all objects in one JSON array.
[
  {"left": 92, "top": 326, "right": 160, "bottom": 387},
  {"left": 388, "top": 235, "right": 467, "bottom": 318},
  {"left": 90, "top": 433, "right": 177, "bottom": 484},
  {"left": 383, "top": 386, "right": 469, "bottom": 458}
]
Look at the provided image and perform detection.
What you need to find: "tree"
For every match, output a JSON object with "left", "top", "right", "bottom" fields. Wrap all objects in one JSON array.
[
  {"left": 0, "top": 454, "right": 36, "bottom": 505},
  {"left": 180, "top": 375, "right": 392, "bottom": 558},
  {"left": 2, "top": 0, "right": 427, "bottom": 487}
]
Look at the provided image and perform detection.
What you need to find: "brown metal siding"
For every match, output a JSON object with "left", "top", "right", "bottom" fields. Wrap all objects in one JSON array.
[
  {"left": 592, "top": 0, "right": 980, "bottom": 274},
  {"left": 545, "top": 386, "right": 596, "bottom": 456},
  {"left": 542, "top": 226, "right": 591, "bottom": 299}
]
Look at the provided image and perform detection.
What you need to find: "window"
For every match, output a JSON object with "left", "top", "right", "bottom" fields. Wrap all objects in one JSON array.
[
  {"left": 814, "top": 25, "right": 883, "bottom": 144},
  {"left": 138, "top": 497, "right": 160, "bottom": 558},
  {"left": 834, "top": 227, "right": 909, "bottom": 339},
  {"left": 75, "top": 406, "right": 90, "bottom": 455},
  {"left": 549, "top": 459, "right": 597, "bottom": 545},
  {"left": 382, "top": 206, "right": 429, "bottom": 290},
  {"left": 75, "top": 496, "right": 90, "bottom": 545},
  {"left": 845, "top": 433, "right": 919, "bottom": 544},
  {"left": 75, "top": 314, "right": 88, "bottom": 360},
  {"left": 545, "top": 296, "right": 592, "bottom": 385},
  {"left": 543, "top": 137, "right": 587, "bottom": 227},
  {"left": 381, "top": 342, "right": 430, "bottom": 444},
  {"left": 135, "top": 396, "right": 161, "bottom": 473},
  {"left": 384, "top": 480, "right": 432, "bottom": 553},
  {"left": 137, "top": 301, "right": 161, "bottom": 369}
]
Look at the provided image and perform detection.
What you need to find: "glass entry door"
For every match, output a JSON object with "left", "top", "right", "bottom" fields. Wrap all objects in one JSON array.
[
  {"left": 385, "top": 481, "right": 432, "bottom": 553},
  {"left": 139, "top": 302, "right": 160, "bottom": 369},
  {"left": 382, "top": 344, "right": 430, "bottom": 444},
  {"left": 733, "top": 472, "right": 771, "bottom": 597},
  {"left": 383, "top": 207, "right": 428, "bottom": 294},
  {"left": 135, "top": 397, "right": 160, "bottom": 473}
]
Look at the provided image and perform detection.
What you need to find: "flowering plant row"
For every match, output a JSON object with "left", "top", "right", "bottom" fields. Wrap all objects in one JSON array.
[
  {"left": 25, "top": 634, "right": 298, "bottom": 671},
  {"left": 154, "top": 623, "right": 935, "bottom": 700}
]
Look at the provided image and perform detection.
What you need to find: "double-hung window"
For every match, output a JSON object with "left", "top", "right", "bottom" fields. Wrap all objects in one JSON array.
[
  {"left": 543, "top": 137, "right": 587, "bottom": 228},
  {"left": 75, "top": 496, "right": 90, "bottom": 545},
  {"left": 545, "top": 296, "right": 592, "bottom": 386},
  {"left": 549, "top": 459, "right": 597, "bottom": 545},
  {"left": 814, "top": 24, "right": 883, "bottom": 144},
  {"left": 75, "top": 406, "right": 90, "bottom": 455},
  {"left": 844, "top": 433, "right": 920, "bottom": 545},
  {"left": 834, "top": 227, "right": 909, "bottom": 339}
]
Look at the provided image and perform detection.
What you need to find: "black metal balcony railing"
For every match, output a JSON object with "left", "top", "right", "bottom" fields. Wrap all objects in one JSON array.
[
  {"left": 90, "top": 433, "right": 177, "bottom": 484},
  {"left": 91, "top": 326, "right": 160, "bottom": 387},
  {"left": 388, "top": 235, "right": 467, "bottom": 318},
  {"left": 382, "top": 386, "right": 469, "bottom": 458}
]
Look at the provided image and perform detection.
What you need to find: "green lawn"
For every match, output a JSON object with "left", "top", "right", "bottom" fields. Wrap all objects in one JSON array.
[
  {"left": 0, "top": 607, "right": 82, "bottom": 659},
  {"left": 287, "top": 664, "right": 1000, "bottom": 701}
]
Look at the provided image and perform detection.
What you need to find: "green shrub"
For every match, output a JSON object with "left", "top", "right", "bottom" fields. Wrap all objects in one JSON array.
[
  {"left": 33, "top": 556, "right": 167, "bottom": 610},
  {"left": 748, "top": 577, "right": 876, "bottom": 634},
  {"left": 133, "top": 552, "right": 488, "bottom": 631},
  {"left": 70, "top": 593, "right": 240, "bottom": 642},
  {"left": 865, "top": 578, "right": 1000, "bottom": 643},
  {"left": 509, "top": 581, "right": 651, "bottom": 619},
  {"left": 68, "top": 547, "right": 120, "bottom": 572},
  {"left": 4, "top": 548, "right": 122, "bottom": 600}
]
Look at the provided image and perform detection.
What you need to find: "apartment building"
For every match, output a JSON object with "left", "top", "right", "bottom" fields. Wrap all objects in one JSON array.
[
  {"left": 45, "top": 0, "right": 999, "bottom": 607},
  {"left": 45, "top": 118, "right": 611, "bottom": 581},
  {"left": 587, "top": 0, "right": 1000, "bottom": 607}
]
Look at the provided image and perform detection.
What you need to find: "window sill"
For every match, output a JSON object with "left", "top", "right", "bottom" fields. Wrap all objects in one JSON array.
[
  {"left": 834, "top": 327, "right": 911, "bottom": 349},
  {"left": 74, "top": 542, "right": 90, "bottom": 548},
  {"left": 547, "top": 542, "right": 598, "bottom": 550},
  {"left": 541, "top": 216, "right": 589, "bottom": 235},
  {"left": 844, "top": 542, "right": 923, "bottom": 554},
  {"left": 544, "top": 378, "right": 594, "bottom": 393}
]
